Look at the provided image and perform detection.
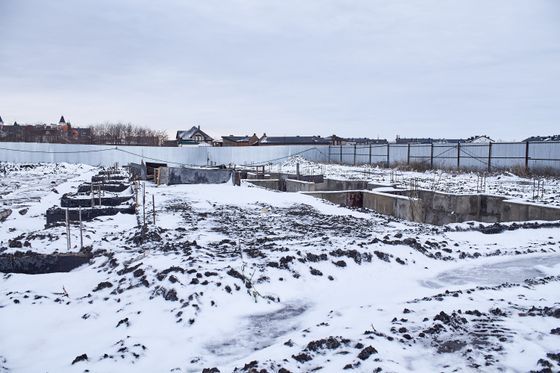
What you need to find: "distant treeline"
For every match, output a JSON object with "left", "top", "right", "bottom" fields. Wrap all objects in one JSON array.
[{"left": 88, "top": 123, "right": 168, "bottom": 146}]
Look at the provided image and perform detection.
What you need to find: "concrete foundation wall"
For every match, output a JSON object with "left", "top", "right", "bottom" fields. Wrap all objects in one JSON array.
[
  {"left": 306, "top": 188, "right": 560, "bottom": 225},
  {"left": 302, "top": 191, "right": 353, "bottom": 206},
  {"left": 363, "top": 191, "right": 422, "bottom": 222},
  {"left": 246, "top": 174, "right": 560, "bottom": 225},
  {"left": 159, "top": 167, "right": 233, "bottom": 185},
  {"left": 244, "top": 179, "right": 280, "bottom": 190},
  {"left": 502, "top": 201, "right": 560, "bottom": 221},
  {"left": 285, "top": 179, "right": 316, "bottom": 192},
  {"left": 246, "top": 177, "right": 368, "bottom": 193},
  {"left": 314, "top": 179, "right": 369, "bottom": 192}
]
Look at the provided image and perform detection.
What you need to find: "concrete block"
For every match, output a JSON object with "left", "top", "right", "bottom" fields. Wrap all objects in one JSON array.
[
  {"left": 160, "top": 167, "right": 233, "bottom": 185},
  {"left": 128, "top": 163, "right": 147, "bottom": 180}
]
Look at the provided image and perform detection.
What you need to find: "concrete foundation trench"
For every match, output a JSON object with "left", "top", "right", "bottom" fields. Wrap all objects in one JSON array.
[
  {"left": 245, "top": 175, "right": 560, "bottom": 225},
  {"left": 0, "top": 249, "right": 93, "bottom": 274},
  {"left": 47, "top": 169, "right": 136, "bottom": 226}
]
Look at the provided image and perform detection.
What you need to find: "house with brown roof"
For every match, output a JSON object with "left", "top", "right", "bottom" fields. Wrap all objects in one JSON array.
[{"left": 221, "top": 133, "right": 261, "bottom": 146}]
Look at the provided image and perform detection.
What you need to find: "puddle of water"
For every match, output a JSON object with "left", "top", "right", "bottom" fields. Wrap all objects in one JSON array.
[
  {"left": 205, "top": 302, "right": 308, "bottom": 362},
  {"left": 423, "top": 255, "right": 560, "bottom": 288}
]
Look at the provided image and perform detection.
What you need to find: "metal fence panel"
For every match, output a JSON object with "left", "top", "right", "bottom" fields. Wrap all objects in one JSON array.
[
  {"left": 388, "top": 144, "right": 408, "bottom": 165},
  {"left": 408, "top": 144, "right": 432, "bottom": 166},
  {"left": 528, "top": 142, "right": 560, "bottom": 171},
  {"left": 0, "top": 142, "right": 329, "bottom": 167},
  {"left": 490, "top": 143, "right": 526, "bottom": 169},
  {"left": 458, "top": 144, "right": 490, "bottom": 170},
  {"left": 1, "top": 141, "right": 560, "bottom": 172},
  {"left": 431, "top": 144, "right": 457, "bottom": 169},
  {"left": 207, "top": 145, "right": 329, "bottom": 166},
  {"left": 6, "top": 142, "right": 209, "bottom": 166}
]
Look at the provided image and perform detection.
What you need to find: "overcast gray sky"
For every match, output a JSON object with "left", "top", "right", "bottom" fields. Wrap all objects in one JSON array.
[{"left": 1, "top": 0, "right": 559, "bottom": 141}]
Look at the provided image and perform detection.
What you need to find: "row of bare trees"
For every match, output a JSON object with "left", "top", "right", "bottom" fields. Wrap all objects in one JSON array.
[{"left": 88, "top": 123, "right": 168, "bottom": 146}]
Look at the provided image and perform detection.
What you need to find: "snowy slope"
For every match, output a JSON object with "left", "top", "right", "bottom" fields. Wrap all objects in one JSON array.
[{"left": 0, "top": 164, "right": 559, "bottom": 372}]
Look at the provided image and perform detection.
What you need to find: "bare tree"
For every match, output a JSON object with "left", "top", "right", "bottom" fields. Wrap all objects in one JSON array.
[{"left": 88, "top": 123, "right": 168, "bottom": 146}]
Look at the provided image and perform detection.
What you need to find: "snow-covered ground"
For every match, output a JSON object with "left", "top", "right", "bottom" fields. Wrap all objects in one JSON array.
[
  {"left": 1, "top": 162, "right": 559, "bottom": 373},
  {"left": 269, "top": 157, "right": 560, "bottom": 207}
]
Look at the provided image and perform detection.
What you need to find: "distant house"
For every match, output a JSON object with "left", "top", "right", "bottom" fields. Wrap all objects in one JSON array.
[
  {"left": 221, "top": 133, "right": 261, "bottom": 147},
  {"left": 0, "top": 121, "right": 23, "bottom": 141},
  {"left": 465, "top": 135, "right": 494, "bottom": 143},
  {"left": 395, "top": 136, "right": 433, "bottom": 144},
  {"left": 176, "top": 126, "right": 213, "bottom": 146},
  {"left": 523, "top": 135, "right": 560, "bottom": 142},
  {"left": 0, "top": 116, "right": 92, "bottom": 144},
  {"left": 259, "top": 134, "right": 332, "bottom": 146},
  {"left": 327, "top": 135, "right": 346, "bottom": 146},
  {"left": 73, "top": 127, "right": 93, "bottom": 143},
  {"left": 344, "top": 137, "right": 388, "bottom": 145},
  {"left": 395, "top": 136, "right": 465, "bottom": 144}
]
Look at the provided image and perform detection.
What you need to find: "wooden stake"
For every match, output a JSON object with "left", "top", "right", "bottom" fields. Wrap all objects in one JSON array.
[
  {"left": 152, "top": 194, "right": 156, "bottom": 225},
  {"left": 79, "top": 206, "right": 83, "bottom": 250},
  {"left": 98, "top": 184, "right": 102, "bottom": 206},
  {"left": 134, "top": 180, "right": 138, "bottom": 206},
  {"left": 142, "top": 182, "right": 146, "bottom": 227},
  {"left": 65, "top": 208, "right": 71, "bottom": 250},
  {"left": 90, "top": 183, "right": 94, "bottom": 208}
]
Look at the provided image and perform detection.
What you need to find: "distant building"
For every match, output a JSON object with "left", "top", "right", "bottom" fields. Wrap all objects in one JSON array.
[
  {"left": 0, "top": 116, "right": 92, "bottom": 144},
  {"left": 221, "top": 133, "right": 260, "bottom": 147},
  {"left": 328, "top": 135, "right": 346, "bottom": 146},
  {"left": 259, "top": 134, "right": 332, "bottom": 146},
  {"left": 161, "top": 140, "right": 178, "bottom": 147},
  {"left": 176, "top": 126, "right": 213, "bottom": 146},
  {"left": 523, "top": 135, "right": 560, "bottom": 142},
  {"left": 395, "top": 136, "right": 465, "bottom": 144},
  {"left": 465, "top": 135, "right": 494, "bottom": 143},
  {"left": 344, "top": 137, "right": 388, "bottom": 145}
]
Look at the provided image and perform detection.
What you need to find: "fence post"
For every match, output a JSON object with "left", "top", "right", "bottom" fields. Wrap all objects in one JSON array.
[
  {"left": 368, "top": 144, "right": 372, "bottom": 164},
  {"left": 525, "top": 141, "right": 530, "bottom": 172},
  {"left": 457, "top": 143, "right": 461, "bottom": 170},
  {"left": 328, "top": 146, "right": 331, "bottom": 163},
  {"left": 386, "top": 144, "right": 390, "bottom": 168},
  {"left": 407, "top": 143, "right": 411, "bottom": 165},
  {"left": 340, "top": 145, "right": 343, "bottom": 164},
  {"left": 487, "top": 142, "right": 492, "bottom": 172},
  {"left": 430, "top": 144, "right": 434, "bottom": 169},
  {"left": 353, "top": 144, "right": 357, "bottom": 165}
]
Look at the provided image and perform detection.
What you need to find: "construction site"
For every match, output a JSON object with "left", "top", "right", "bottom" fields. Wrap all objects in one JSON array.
[{"left": 1, "top": 150, "right": 560, "bottom": 372}]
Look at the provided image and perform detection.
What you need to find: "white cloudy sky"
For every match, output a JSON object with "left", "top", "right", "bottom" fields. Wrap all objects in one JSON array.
[{"left": 1, "top": 0, "right": 559, "bottom": 141}]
